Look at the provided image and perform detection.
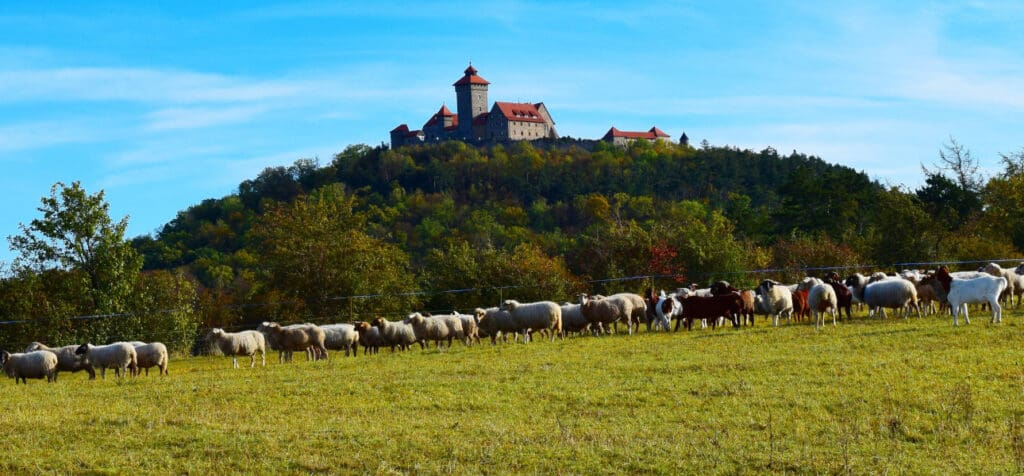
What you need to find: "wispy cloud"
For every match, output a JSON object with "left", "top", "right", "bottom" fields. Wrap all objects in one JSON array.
[
  {"left": 0, "top": 67, "right": 305, "bottom": 104},
  {"left": 145, "top": 105, "right": 267, "bottom": 131},
  {"left": 0, "top": 120, "right": 99, "bottom": 153}
]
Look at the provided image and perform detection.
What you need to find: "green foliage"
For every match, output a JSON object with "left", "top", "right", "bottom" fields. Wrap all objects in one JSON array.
[
  {"left": 249, "top": 184, "right": 418, "bottom": 322},
  {"left": 9, "top": 181, "right": 142, "bottom": 313}
]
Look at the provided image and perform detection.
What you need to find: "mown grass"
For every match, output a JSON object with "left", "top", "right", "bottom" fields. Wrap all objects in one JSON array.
[{"left": 3, "top": 310, "right": 1024, "bottom": 474}]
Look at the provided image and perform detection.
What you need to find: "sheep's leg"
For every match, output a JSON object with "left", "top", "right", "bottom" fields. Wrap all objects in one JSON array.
[{"left": 963, "top": 304, "right": 971, "bottom": 324}]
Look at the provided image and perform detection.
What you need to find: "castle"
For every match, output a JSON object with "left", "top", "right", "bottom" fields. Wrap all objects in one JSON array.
[
  {"left": 390, "top": 64, "right": 679, "bottom": 149},
  {"left": 391, "top": 64, "right": 558, "bottom": 148}
]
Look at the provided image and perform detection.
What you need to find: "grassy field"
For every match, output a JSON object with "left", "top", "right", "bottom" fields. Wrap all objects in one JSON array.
[{"left": 4, "top": 310, "right": 1024, "bottom": 474}]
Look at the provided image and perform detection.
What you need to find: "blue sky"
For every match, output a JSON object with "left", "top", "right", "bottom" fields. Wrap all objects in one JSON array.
[{"left": 1, "top": 1, "right": 1023, "bottom": 264}]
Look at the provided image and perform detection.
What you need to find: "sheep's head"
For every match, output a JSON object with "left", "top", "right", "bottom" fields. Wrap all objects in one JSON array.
[
  {"left": 473, "top": 308, "right": 486, "bottom": 320},
  {"left": 0, "top": 350, "right": 9, "bottom": 365},
  {"left": 934, "top": 267, "right": 953, "bottom": 292},
  {"left": 500, "top": 300, "right": 518, "bottom": 311},
  {"left": 371, "top": 317, "right": 386, "bottom": 328},
  {"left": 354, "top": 322, "right": 370, "bottom": 333},
  {"left": 407, "top": 313, "right": 425, "bottom": 324},
  {"left": 74, "top": 343, "right": 91, "bottom": 355},
  {"left": 24, "top": 342, "right": 43, "bottom": 353}
]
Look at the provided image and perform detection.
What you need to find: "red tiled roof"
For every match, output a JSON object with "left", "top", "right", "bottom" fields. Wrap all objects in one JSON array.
[
  {"left": 391, "top": 124, "right": 410, "bottom": 133},
  {"left": 493, "top": 102, "right": 547, "bottom": 123},
  {"left": 424, "top": 104, "right": 458, "bottom": 129},
  {"left": 453, "top": 63, "right": 490, "bottom": 86},
  {"left": 603, "top": 126, "right": 671, "bottom": 140}
]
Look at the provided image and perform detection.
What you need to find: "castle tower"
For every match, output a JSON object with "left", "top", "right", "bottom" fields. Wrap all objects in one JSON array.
[{"left": 453, "top": 63, "right": 489, "bottom": 140}]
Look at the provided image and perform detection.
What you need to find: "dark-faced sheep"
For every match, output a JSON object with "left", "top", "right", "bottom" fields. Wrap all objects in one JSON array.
[
  {"left": 74, "top": 343, "right": 137, "bottom": 379},
  {"left": 25, "top": 342, "right": 96, "bottom": 380}
]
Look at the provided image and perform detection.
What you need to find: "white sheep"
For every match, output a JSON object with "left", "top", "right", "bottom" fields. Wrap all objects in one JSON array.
[
  {"left": 130, "top": 342, "right": 168, "bottom": 376},
  {"left": 755, "top": 279, "right": 794, "bottom": 327},
  {"left": 1, "top": 350, "right": 59, "bottom": 384},
  {"left": 24, "top": 342, "right": 96, "bottom": 380},
  {"left": 474, "top": 307, "right": 521, "bottom": 344},
  {"left": 206, "top": 329, "right": 266, "bottom": 368},
  {"left": 352, "top": 321, "right": 383, "bottom": 355},
  {"left": 501, "top": 299, "right": 563, "bottom": 341},
  {"left": 844, "top": 273, "right": 921, "bottom": 319},
  {"left": 407, "top": 312, "right": 465, "bottom": 348},
  {"left": 932, "top": 267, "right": 1008, "bottom": 325},
  {"left": 74, "top": 342, "right": 137, "bottom": 379},
  {"left": 452, "top": 312, "right": 481, "bottom": 345},
  {"left": 808, "top": 283, "right": 838, "bottom": 329},
  {"left": 579, "top": 294, "right": 637, "bottom": 335},
  {"left": 983, "top": 262, "right": 1024, "bottom": 308},
  {"left": 321, "top": 323, "right": 360, "bottom": 357},
  {"left": 605, "top": 292, "right": 647, "bottom": 334},
  {"left": 371, "top": 316, "right": 420, "bottom": 351},
  {"left": 560, "top": 303, "right": 590, "bottom": 335},
  {"left": 258, "top": 322, "right": 328, "bottom": 361}
]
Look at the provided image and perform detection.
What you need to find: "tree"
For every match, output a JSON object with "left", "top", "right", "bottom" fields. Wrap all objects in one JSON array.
[
  {"left": 250, "top": 184, "right": 417, "bottom": 320},
  {"left": 8, "top": 181, "right": 141, "bottom": 313}
]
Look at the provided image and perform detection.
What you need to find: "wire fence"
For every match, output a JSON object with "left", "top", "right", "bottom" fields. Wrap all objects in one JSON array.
[{"left": 1, "top": 257, "right": 1021, "bottom": 349}]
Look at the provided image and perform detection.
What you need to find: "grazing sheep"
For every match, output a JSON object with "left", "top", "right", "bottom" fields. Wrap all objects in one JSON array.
[
  {"left": 453, "top": 312, "right": 481, "bottom": 344},
  {"left": 24, "top": 342, "right": 96, "bottom": 380},
  {"left": 560, "top": 303, "right": 590, "bottom": 335},
  {"left": 983, "top": 262, "right": 1024, "bottom": 308},
  {"left": 1, "top": 350, "right": 59, "bottom": 384},
  {"left": 930, "top": 266, "right": 1008, "bottom": 325},
  {"left": 406, "top": 312, "right": 464, "bottom": 348},
  {"left": 606, "top": 293, "right": 648, "bottom": 333},
  {"left": 321, "top": 323, "right": 360, "bottom": 357},
  {"left": 474, "top": 307, "right": 521, "bottom": 344},
  {"left": 501, "top": 300, "right": 563, "bottom": 341},
  {"left": 792, "top": 290, "right": 810, "bottom": 322},
  {"left": 824, "top": 273, "right": 854, "bottom": 320},
  {"left": 258, "top": 322, "right": 328, "bottom": 361},
  {"left": 915, "top": 280, "right": 940, "bottom": 316},
  {"left": 371, "top": 316, "right": 420, "bottom": 351},
  {"left": 74, "top": 343, "right": 137, "bottom": 379},
  {"left": 677, "top": 293, "right": 743, "bottom": 331},
  {"left": 647, "top": 291, "right": 681, "bottom": 332},
  {"left": 844, "top": 273, "right": 921, "bottom": 319},
  {"left": 130, "top": 342, "right": 168, "bottom": 376},
  {"left": 738, "top": 290, "right": 756, "bottom": 326},
  {"left": 755, "top": 279, "right": 794, "bottom": 327},
  {"left": 206, "top": 329, "right": 266, "bottom": 368},
  {"left": 579, "top": 295, "right": 629, "bottom": 336},
  {"left": 808, "top": 283, "right": 839, "bottom": 329},
  {"left": 352, "top": 321, "right": 383, "bottom": 355}
]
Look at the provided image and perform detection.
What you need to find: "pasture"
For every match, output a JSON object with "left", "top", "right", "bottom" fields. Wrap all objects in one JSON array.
[{"left": 3, "top": 312, "right": 1024, "bottom": 474}]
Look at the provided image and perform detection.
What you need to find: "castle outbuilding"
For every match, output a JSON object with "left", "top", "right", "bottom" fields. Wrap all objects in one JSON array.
[
  {"left": 390, "top": 64, "right": 558, "bottom": 148},
  {"left": 601, "top": 127, "right": 673, "bottom": 146}
]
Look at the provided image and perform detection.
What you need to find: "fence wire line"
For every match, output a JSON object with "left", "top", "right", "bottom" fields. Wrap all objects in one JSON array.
[{"left": 0, "top": 257, "right": 1020, "bottom": 329}]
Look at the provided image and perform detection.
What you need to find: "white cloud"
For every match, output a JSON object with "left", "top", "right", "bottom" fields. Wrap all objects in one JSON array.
[
  {"left": 145, "top": 105, "right": 267, "bottom": 131},
  {"left": 0, "top": 120, "right": 98, "bottom": 152}
]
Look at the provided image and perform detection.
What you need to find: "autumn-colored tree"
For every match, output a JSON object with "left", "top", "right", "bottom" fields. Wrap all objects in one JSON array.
[{"left": 250, "top": 184, "right": 417, "bottom": 321}]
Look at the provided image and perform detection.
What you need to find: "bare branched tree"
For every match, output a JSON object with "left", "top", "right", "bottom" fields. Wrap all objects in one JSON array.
[{"left": 923, "top": 136, "right": 983, "bottom": 192}]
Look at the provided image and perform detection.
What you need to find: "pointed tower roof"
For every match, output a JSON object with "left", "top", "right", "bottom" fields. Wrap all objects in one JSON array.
[{"left": 453, "top": 63, "right": 490, "bottom": 86}]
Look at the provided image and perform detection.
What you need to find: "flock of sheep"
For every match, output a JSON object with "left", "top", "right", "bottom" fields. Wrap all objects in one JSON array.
[
  {"left": 3, "top": 262, "right": 1021, "bottom": 382},
  {"left": 0, "top": 341, "right": 167, "bottom": 384}
]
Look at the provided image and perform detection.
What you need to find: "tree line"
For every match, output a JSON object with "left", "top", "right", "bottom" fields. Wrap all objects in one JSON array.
[{"left": 2, "top": 138, "right": 1022, "bottom": 353}]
